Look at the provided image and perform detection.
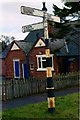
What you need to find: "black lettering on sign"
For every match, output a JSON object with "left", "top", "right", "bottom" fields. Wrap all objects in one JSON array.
[
  {"left": 26, "top": 25, "right": 34, "bottom": 31},
  {"left": 22, "top": 26, "right": 26, "bottom": 33},
  {"left": 23, "top": 7, "right": 34, "bottom": 15}
]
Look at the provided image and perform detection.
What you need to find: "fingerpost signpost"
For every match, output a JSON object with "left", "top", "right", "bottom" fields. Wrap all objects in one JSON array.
[{"left": 20, "top": 2, "right": 60, "bottom": 113}]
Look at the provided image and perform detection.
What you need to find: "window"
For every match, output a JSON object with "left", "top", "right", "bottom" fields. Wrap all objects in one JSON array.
[
  {"left": 36, "top": 54, "right": 54, "bottom": 71},
  {"left": 30, "top": 63, "right": 34, "bottom": 70}
]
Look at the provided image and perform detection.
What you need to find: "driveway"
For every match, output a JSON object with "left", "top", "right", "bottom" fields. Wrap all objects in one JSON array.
[{"left": 2, "top": 87, "right": 79, "bottom": 110}]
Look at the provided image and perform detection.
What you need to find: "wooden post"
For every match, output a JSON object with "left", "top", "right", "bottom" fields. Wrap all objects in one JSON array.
[{"left": 42, "top": 2, "right": 55, "bottom": 113}]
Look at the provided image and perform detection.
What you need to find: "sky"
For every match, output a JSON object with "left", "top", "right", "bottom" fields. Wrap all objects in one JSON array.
[{"left": 0, "top": 0, "right": 65, "bottom": 40}]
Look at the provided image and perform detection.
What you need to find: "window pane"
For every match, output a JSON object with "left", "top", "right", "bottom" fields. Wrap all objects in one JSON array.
[
  {"left": 38, "top": 57, "right": 41, "bottom": 68},
  {"left": 30, "top": 63, "right": 34, "bottom": 70},
  {"left": 42, "top": 57, "right": 46, "bottom": 61},
  {"left": 42, "top": 60, "right": 47, "bottom": 68},
  {"left": 42, "top": 57, "right": 46, "bottom": 68},
  {"left": 50, "top": 57, "right": 52, "bottom": 67}
]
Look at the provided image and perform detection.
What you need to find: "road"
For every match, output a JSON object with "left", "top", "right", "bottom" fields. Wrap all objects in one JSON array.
[{"left": 2, "top": 87, "right": 79, "bottom": 110}]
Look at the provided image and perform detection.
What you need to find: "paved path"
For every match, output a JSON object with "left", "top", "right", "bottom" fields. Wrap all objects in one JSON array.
[{"left": 2, "top": 87, "right": 79, "bottom": 110}]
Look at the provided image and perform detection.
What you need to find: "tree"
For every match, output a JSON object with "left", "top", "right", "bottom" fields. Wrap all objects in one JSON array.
[
  {"left": 52, "top": 1, "right": 80, "bottom": 39},
  {"left": 0, "top": 35, "right": 15, "bottom": 51},
  {"left": 2, "top": 41, "right": 7, "bottom": 51},
  {"left": 53, "top": 1, "right": 80, "bottom": 23}
]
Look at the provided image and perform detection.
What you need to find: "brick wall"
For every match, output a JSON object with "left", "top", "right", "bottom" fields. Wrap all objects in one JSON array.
[
  {"left": 56, "top": 56, "right": 79, "bottom": 74},
  {"left": 69, "top": 58, "right": 79, "bottom": 72}
]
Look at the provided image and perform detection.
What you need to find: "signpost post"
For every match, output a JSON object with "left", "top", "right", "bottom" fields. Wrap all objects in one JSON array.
[
  {"left": 21, "top": 2, "right": 60, "bottom": 113},
  {"left": 42, "top": 2, "right": 55, "bottom": 113}
]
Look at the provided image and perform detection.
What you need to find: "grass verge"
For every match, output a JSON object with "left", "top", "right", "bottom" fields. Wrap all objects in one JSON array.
[{"left": 2, "top": 93, "right": 79, "bottom": 119}]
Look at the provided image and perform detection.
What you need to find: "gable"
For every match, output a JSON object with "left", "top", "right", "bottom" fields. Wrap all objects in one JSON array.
[
  {"left": 35, "top": 39, "right": 45, "bottom": 47},
  {"left": 11, "top": 43, "right": 20, "bottom": 51}
]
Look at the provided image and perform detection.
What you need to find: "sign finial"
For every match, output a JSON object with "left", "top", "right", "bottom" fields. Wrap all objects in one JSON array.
[{"left": 42, "top": 2, "right": 47, "bottom": 11}]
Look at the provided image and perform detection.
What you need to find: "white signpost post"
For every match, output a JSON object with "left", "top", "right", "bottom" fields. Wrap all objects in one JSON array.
[{"left": 21, "top": 2, "right": 60, "bottom": 113}]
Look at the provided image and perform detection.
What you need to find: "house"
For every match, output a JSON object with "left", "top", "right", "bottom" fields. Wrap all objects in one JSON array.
[
  {"left": 0, "top": 21, "right": 80, "bottom": 79},
  {"left": 0, "top": 40, "right": 32, "bottom": 79},
  {"left": 56, "top": 27, "right": 80, "bottom": 73}
]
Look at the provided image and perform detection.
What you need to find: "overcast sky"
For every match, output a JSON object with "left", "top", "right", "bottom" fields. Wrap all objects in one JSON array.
[{"left": 0, "top": 0, "right": 64, "bottom": 40}]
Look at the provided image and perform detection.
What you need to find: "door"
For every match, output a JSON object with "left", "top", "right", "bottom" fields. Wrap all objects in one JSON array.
[
  {"left": 22, "top": 63, "right": 29, "bottom": 79},
  {"left": 13, "top": 59, "right": 20, "bottom": 78}
]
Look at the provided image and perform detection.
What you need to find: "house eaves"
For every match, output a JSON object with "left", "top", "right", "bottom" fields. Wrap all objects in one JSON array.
[{"left": 0, "top": 42, "right": 13, "bottom": 59}]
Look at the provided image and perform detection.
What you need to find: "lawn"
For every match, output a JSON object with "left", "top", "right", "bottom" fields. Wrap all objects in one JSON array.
[{"left": 2, "top": 93, "right": 79, "bottom": 119}]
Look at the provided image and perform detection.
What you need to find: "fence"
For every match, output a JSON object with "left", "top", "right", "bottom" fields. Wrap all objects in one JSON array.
[{"left": 2, "top": 72, "right": 79, "bottom": 101}]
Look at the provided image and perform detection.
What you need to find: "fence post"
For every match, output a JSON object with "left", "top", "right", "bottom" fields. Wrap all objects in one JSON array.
[{"left": 12, "top": 79, "right": 14, "bottom": 98}]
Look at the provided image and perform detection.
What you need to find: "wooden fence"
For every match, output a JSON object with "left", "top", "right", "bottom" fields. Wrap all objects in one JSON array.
[{"left": 2, "top": 72, "right": 79, "bottom": 101}]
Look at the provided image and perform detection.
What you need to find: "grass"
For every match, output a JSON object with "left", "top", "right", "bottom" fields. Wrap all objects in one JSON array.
[{"left": 2, "top": 93, "right": 79, "bottom": 120}]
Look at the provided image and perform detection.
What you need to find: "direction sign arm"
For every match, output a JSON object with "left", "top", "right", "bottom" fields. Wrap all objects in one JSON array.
[
  {"left": 21, "top": 6, "right": 44, "bottom": 17},
  {"left": 21, "top": 6, "right": 60, "bottom": 23},
  {"left": 47, "top": 13, "right": 60, "bottom": 23},
  {"left": 22, "top": 22, "right": 44, "bottom": 33}
]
